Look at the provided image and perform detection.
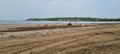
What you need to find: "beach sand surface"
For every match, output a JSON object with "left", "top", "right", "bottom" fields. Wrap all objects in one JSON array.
[{"left": 0, "top": 24, "right": 120, "bottom": 54}]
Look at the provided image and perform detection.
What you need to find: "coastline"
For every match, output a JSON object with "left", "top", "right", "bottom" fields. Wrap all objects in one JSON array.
[{"left": 0, "top": 23, "right": 109, "bottom": 32}]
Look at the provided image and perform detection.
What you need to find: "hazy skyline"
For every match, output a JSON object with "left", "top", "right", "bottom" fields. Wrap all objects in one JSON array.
[{"left": 0, "top": 0, "right": 120, "bottom": 20}]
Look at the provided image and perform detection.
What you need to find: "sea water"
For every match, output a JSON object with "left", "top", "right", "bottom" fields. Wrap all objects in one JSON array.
[{"left": 0, "top": 20, "right": 120, "bottom": 24}]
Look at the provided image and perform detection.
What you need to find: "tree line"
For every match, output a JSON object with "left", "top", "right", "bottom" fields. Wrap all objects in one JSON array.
[{"left": 27, "top": 17, "right": 120, "bottom": 21}]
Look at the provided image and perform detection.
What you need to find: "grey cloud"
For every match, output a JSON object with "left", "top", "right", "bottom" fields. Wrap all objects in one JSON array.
[{"left": 0, "top": 0, "right": 120, "bottom": 20}]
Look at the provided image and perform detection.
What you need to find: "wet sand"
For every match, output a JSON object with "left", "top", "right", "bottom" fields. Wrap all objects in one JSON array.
[{"left": 0, "top": 23, "right": 97, "bottom": 32}]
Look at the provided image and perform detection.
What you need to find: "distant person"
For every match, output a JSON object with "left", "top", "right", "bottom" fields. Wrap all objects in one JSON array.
[{"left": 68, "top": 23, "right": 72, "bottom": 26}]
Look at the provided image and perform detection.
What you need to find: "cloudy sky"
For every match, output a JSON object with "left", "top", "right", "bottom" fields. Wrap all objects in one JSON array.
[{"left": 0, "top": 0, "right": 120, "bottom": 20}]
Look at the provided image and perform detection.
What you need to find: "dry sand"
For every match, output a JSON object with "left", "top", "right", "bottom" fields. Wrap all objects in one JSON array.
[{"left": 0, "top": 24, "right": 120, "bottom": 54}]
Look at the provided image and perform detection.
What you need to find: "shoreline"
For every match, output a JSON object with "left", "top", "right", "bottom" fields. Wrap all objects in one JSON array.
[{"left": 0, "top": 23, "right": 116, "bottom": 32}]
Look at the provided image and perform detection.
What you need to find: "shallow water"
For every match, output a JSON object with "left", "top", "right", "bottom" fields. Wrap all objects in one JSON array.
[{"left": 0, "top": 20, "right": 120, "bottom": 24}]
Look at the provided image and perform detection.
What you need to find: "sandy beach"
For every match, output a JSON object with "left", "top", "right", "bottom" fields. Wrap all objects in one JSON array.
[
  {"left": 0, "top": 23, "right": 120, "bottom": 54},
  {"left": 0, "top": 23, "right": 97, "bottom": 32}
]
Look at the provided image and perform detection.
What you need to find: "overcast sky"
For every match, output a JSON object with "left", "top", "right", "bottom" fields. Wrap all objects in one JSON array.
[{"left": 0, "top": 0, "right": 120, "bottom": 20}]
